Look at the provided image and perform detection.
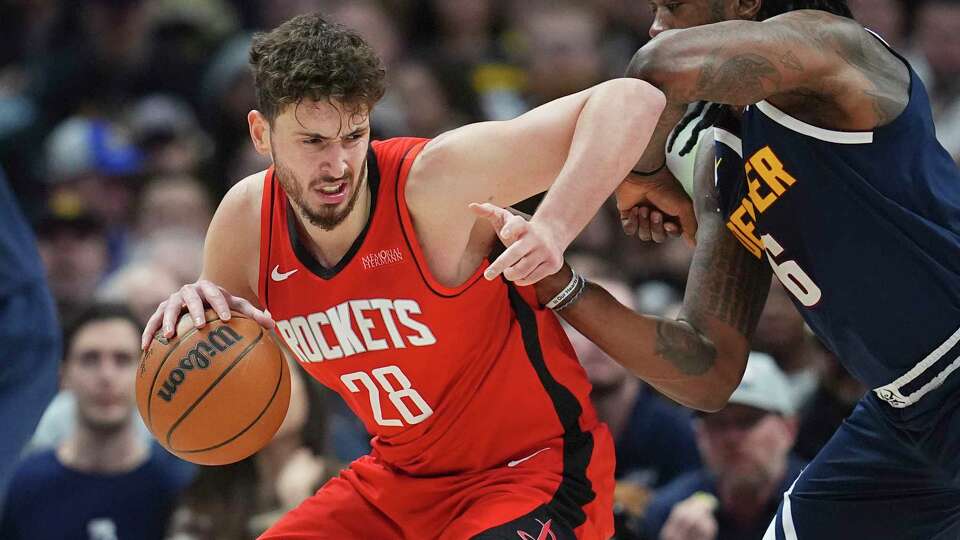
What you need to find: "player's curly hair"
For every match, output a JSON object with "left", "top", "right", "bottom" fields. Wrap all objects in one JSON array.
[
  {"left": 249, "top": 13, "right": 386, "bottom": 122},
  {"left": 669, "top": 0, "right": 853, "bottom": 157}
]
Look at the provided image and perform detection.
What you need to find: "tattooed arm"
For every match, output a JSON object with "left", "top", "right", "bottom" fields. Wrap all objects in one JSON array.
[
  {"left": 538, "top": 141, "right": 771, "bottom": 411},
  {"left": 627, "top": 9, "right": 908, "bottom": 128}
]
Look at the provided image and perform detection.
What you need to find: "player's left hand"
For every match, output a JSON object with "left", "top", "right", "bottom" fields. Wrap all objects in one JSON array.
[{"left": 469, "top": 202, "right": 564, "bottom": 286}]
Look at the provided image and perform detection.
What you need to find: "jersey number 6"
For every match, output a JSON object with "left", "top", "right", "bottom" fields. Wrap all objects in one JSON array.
[
  {"left": 762, "top": 233, "right": 822, "bottom": 307},
  {"left": 341, "top": 365, "right": 434, "bottom": 427}
]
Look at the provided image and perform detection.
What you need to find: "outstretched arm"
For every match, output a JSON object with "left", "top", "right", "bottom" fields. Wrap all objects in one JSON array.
[{"left": 533, "top": 141, "right": 772, "bottom": 411}]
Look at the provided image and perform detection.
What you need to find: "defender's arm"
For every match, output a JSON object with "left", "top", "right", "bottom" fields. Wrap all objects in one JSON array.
[
  {"left": 627, "top": 10, "right": 904, "bottom": 121},
  {"left": 540, "top": 141, "right": 771, "bottom": 411}
]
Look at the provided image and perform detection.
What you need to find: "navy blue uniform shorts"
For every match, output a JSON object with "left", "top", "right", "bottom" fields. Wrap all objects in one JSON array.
[
  {"left": 765, "top": 388, "right": 960, "bottom": 540},
  {"left": 0, "top": 282, "right": 59, "bottom": 506}
]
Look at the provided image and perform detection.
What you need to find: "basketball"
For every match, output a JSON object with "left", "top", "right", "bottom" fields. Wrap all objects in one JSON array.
[{"left": 136, "top": 309, "right": 290, "bottom": 465}]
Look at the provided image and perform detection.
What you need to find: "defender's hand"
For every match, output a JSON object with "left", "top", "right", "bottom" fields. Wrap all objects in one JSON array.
[
  {"left": 470, "top": 202, "right": 564, "bottom": 286},
  {"left": 615, "top": 170, "right": 696, "bottom": 245},
  {"left": 141, "top": 280, "right": 276, "bottom": 350}
]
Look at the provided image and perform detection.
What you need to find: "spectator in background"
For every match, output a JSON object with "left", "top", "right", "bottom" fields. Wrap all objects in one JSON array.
[
  {"left": 128, "top": 94, "right": 214, "bottom": 178},
  {"left": 0, "top": 170, "right": 60, "bottom": 509},
  {"left": 793, "top": 344, "right": 867, "bottom": 462},
  {"left": 640, "top": 354, "right": 804, "bottom": 540},
  {"left": 35, "top": 212, "right": 109, "bottom": 322},
  {"left": 849, "top": 0, "right": 909, "bottom": 48},
  {"left": 913, "top": 0, "right": 960, "bottom": 162},
  {"left": 43, "top": 116, "right": 144, "bottom": 272},
  {"left": 0, "top": 303, "right": 194, "bottom": 540},
  {"left": 752, "top": 281, "right": 825, "bottom": 410},
  {"left": 135, "top": 175, "right": 214, "bottom": 242}
]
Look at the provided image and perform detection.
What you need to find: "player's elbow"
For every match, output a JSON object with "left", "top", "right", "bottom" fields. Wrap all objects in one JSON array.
[
  {"left": 618, "top": 78, "right": 666, "bottom": 126},
  {"left": 690, "top": 352, "right": 748, "bottom": 412},
  {"left": 625, "top": 32, "right": 685, "bottom": 98}
]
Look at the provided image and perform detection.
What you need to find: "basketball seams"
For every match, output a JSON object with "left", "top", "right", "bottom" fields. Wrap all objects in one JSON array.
[
  {"left": 175, "top": 335, "right": 287, "bottom": 456},
  {"left": 164, "top": 327, "right": 265, "bottom": 450}
]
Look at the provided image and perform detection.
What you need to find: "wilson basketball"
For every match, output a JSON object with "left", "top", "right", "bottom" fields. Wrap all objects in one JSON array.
[{"left": 136, "top": 309, "right": 290, "bottom": 465}]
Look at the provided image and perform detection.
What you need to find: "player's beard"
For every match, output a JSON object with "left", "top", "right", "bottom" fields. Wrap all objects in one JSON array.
[{"left": 273, "top": 157, "right": 365, "bottom": 231}]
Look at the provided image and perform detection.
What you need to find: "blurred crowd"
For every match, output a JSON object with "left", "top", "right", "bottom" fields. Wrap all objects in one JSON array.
[{"left": 0, "top": 0, "right": 957, "bottom": 539}]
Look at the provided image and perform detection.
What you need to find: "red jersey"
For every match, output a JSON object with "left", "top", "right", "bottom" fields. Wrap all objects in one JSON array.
[{"left": 257, "top": 137, "right": 603, "bottom": 477}]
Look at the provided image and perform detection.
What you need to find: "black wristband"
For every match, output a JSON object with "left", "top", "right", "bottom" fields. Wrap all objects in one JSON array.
[{"left": 631, "top": 160, "right": 667, "bottom": 177}]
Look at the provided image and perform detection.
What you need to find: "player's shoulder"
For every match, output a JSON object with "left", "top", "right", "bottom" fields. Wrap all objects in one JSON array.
[
  {"left": 223, "top": 170, "right": 268, "bottom": 216},
  {"left": 7, "top": 450, "right": 62, "bottom": 489}
]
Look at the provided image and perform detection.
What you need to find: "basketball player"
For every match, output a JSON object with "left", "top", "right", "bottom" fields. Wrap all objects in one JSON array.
[
  {"left": 0, "top": 171, "right": 59, "bottom": 508},
  {"left": 478, "top": 1, "right": 960, "bottom": 539},
  {"left": 139, "top": 13, "right": 673, "bottom": 539}
]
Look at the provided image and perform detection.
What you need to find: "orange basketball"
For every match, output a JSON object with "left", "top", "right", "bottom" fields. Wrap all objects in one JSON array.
[{"left": 136, "top": 309, "right": 290, "bottom": 465}]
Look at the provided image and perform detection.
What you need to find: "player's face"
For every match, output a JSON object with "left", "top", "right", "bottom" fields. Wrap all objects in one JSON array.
[
  {"left": 695, "top": 404, "right": 796, "bottom": 488},
  {"left": 647, "top": 0, "right": 731, "bottom": 38},
  {"left": 63, "top": 319, "right": 140, "bottom": 433},
  {"left": 265, "top": 99, "right": 371, "bottom": 231}
]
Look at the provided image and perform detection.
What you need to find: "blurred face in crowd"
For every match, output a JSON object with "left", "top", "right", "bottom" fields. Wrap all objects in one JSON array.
[
  {"left": 38, "top": 228, "right": 108, "bottom": 308},
  {"left": 525, "top": 6, "right": 603, "bottom": 103},
  {"left": 695, "top": 404, "right": 797, "bottom": 495},
  {"left": 916, "top": 1, "right": 960, "bottom": 82},
  {"left": 250, "top": 100, "right": 371, "bottom": 231},
  {"left": 63, "top": 318, "right": 141, "bottom": 433},
  {"left": 138, "top": 176, "right": 213, "bottom": 239},
  {"left": 647, "top": 0, "right": 733, "bottom": 38}
]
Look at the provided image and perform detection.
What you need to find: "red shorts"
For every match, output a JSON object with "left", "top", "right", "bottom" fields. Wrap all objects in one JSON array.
[{"left": 260, "top": 427, "right": 615, "bottom": 539}]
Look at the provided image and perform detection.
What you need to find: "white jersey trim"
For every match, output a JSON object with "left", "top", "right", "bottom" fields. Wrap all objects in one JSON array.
[
  {"left": 873, "top": 323, "right": 960, "bottom": 408},
  {"left": 755, "top": 100, "right": 874, "bottom": 145},
  {"left": 714, "top": 127, "right": 743, "bottom": 157}
]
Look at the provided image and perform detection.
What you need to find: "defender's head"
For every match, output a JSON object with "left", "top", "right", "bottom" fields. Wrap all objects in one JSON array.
[
  {"left": 247, "top": 13, "right": 386, "bottom": 231},
  {"left": 648, "top": 0, "right": 852, "bottom": 38}
]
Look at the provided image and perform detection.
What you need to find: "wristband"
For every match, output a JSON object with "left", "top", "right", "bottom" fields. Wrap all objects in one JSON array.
[
  {"left": 545, "top": 270, "right": 581, "bottom": 310},
  {"left": 554, "top": 277, "right": 587, "bottom": 312},
  {"left": 630, "top": 159, "right": 667, "bottom": 177}
]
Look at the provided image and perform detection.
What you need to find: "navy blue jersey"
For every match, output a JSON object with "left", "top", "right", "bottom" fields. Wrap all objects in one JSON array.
[
  {"left": 0, "top": 443, "right": 195, "bottom": 540},
  {"left": 0, "top": 170, "right": 47, "bottom": 295},
  {"left": 713, "top": 36, "right": 960, "bottom": 406}
]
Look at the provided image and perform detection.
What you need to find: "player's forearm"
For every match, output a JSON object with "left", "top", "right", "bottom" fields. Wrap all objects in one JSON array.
[
  {"left": 530, "top": 79, "right": 665, "bottom": 249},
  {"left": 553, "top": 281, "right": 740, "bottom": 412}
]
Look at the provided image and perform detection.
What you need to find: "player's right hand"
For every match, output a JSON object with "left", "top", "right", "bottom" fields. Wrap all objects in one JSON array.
[
  {"left": 141, "top": 280, "right": 276, "bottom": 350},
  {"left": 615, "top": 169, "right": 696, "bottom": 246}
]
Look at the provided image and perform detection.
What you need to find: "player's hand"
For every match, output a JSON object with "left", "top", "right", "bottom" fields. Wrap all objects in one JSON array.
[
  {"left": 615, "top": 169, "right": 696, "bottom": 246},
  {"left": 141, "top": 280, "right": 276, "bottom": 350},
  {"left": 469, "top": 202, "right": 564, "bottom": 286},
  {"left": 659, "top": 492, "right": 719, "bottom": 540}
]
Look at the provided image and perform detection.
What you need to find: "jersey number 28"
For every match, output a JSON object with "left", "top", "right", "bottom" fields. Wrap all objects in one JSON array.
[{"left": 341, "top": 365, "right": 434, "bottom": 427}]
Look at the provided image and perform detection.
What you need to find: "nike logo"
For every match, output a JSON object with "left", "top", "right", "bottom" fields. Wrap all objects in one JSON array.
[
  {"left": 507, "top": 447, "right": 550, "bottom": 468},
  {"left": 271, "top": 265, "right": 298, "bottom": 282}
]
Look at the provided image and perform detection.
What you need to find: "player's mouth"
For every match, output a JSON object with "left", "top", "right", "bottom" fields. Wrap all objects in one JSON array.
[{"left": 312, "top": 181, "right": 348, "bottom": 205}]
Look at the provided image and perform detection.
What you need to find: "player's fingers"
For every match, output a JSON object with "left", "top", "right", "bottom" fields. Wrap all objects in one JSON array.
[
  {"left": 620, "top": 207, "right": 639, "bottom": 236},
  {"left": 196, "top": 280, "right": 231, "bottom": 321},
  {"left": 226, "top": 295, "right": 276, "bottom": 330},
  {"left": 636, "top": 206, "right": 653, "bottom": 242},
  {"left": 484, "top": 240, "right": 532, "bottom": 281},
  {"left": 501, "top": 251, "right": 541, "bottom": 283},
  {"left": 514, "top": 261, "right": 558, "bottom": 287},
  {"left": 469, "top": 202, "right": 509, "bottom": 237},
  {"left": 142, "top": 303, "right": 166, "bottom": 350},
  {"left": 650, "top": 210, "right": 666, "bottom": 243},
  {"left": 180, "top": 284, "right": 208, "bottom": 328},
  {"left": 161, "top": 292, "right": 185, "bottom": 338},
  {"left": 498, "top": 215, "right": 531, "bottom": 245},
  {"left": 664, "top": 221, "right": 681, "bottom": 237}
]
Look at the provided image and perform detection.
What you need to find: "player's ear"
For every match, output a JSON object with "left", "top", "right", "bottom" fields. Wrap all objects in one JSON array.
[
  {"left": 734, "top": 0, "right": 762, "bottom": 20},
  {"left": 248, "top": 110, "right": 272, "bottom": 156}
]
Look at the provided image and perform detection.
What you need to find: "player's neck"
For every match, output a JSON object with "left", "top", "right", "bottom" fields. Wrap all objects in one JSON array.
[
  {"left": 297, "top": 173, "right": 372, "bottom": 268},
  {"left": 57, "top": 421, "right": 149, "bottom": 474}
]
